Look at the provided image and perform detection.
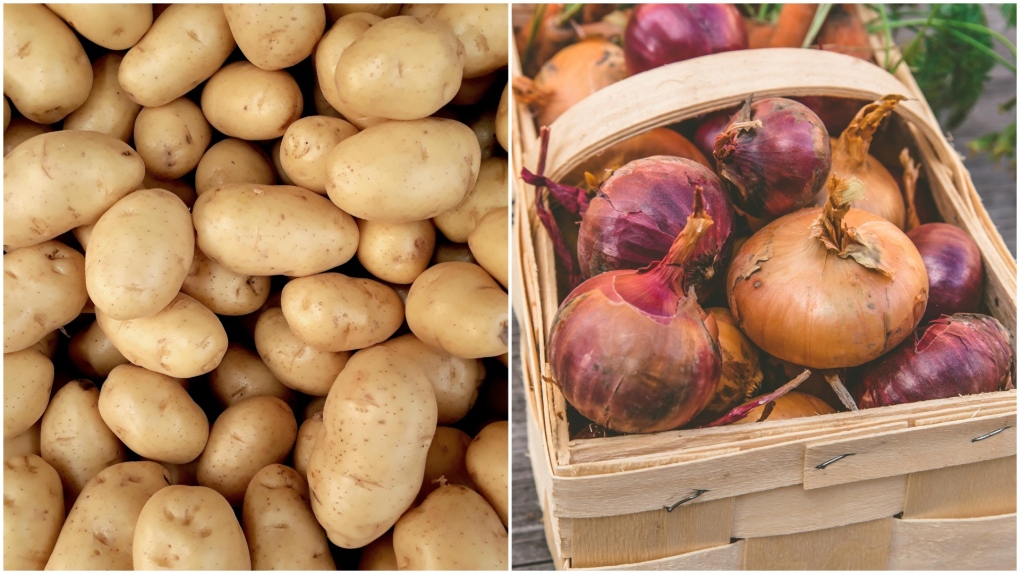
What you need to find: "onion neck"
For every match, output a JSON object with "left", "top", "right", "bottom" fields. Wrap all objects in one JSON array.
[
  {"left": 900, "top": 147, "right": 921, "bottom": 231},
  {"left": 833, "top": 95, "right": 904, "bottom": 172},
  {"left": 811, "top": 175, "right": 893, "bottom": 277},
  {"left": 651, "top": 186, "right": 714, "bottom": 295}
]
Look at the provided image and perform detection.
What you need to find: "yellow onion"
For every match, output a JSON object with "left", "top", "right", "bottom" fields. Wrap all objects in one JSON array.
[
  {"left": 730, "top": 392, "right": 835, "bottom": 425},
  {"left": 728, "top": 176, "right": 928, "bottom": 369},
  {"left": 696, "top": 308, "right": 763, "bottom": 421}
]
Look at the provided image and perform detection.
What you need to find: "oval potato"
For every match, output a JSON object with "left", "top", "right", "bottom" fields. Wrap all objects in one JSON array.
[
  {"left": 62, "top": 53, "right": 142, "bottom": 142},
  {"left": 432, "top": 240, "right": 477, "bottom": 265},
  {"left": 465, "top": 421, "right": 508, "bottom": 526},
  {"left": 4, "top": 421, "right": 41, "bottom": 459},
  {"left": 194, "top": 138, "right": 276, "bottom": 196},
  {"left": 358, "top": 530, "right": 398, "bottom": 570},
  {"left": 293, "top": 412, "right": 323, "bottom": 480},
  {"left": 434, "top": 4, "right": 509, "bottom": 79},
  {"left": 209, "top": 343, "right": 292, "bottom": 408},
  {"left": 384, "top": 334, "right": 484, "bottom": 424},
  {"left": 3, "top": 117, "right": 54, "bottom": 156},
  {"left": 280, "top": 116, "right": 359, "bottom": 194},
  {"left": 133, "top": 98, "right": 212, "bottom": 180},
  {"left": 451, "top": 73, "right": 497, "bottom": 106},
  {"left": 470, "top": 108, "right": 498, "bottom": 159},
  {"left": 181, "top": 246, "right": 271, "bottom": 316},
  {"left": 3, "top": 455, "right": 64, "bottom": 570},
  {"left": 3, "top": 349, "right": 54, "bottom": 439},
  {"left": 225, "top": 4, "right": 326, "bottom": 71},
  {"left": 254, "top": 307, "right": 350, "bottom": 396},
  {"left": 68, "top": 320, "right": 130, "bottom": 378},
  {"left": 356, "top": 219, "right": 436, "bottom": 284},
  {"left": 434, "top": 157, "right": 508, "bottom": 242},
  {"left": 327, "top": 4, "right": 401, "bottom": 21},
  {"left": 314, "top": 13, "right": 382, "bottom": 121},
  {"left": 201, "top": 62, "right": 303, "bottom": 141},
  {"left": 46, "top": 4, "right": 153, "bottom": 50},
  {"left": 4, "top": 240, "right": 87, "bottom": 353},
  {"left": 141, "top": 171, "right": 198, "bottom": 208},
  {"left": 468, "top": 207, "right": 509, "bottom": 288},
  {"left": 495, "top": 84, "right": 508, "bottom": 151},
  {"left": 417, "top": 427, "right": 475, "bottom": 505}
]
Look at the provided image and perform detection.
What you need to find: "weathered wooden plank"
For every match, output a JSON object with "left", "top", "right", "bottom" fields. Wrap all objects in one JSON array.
[
  {"left": 886, "top": 514, "right": 1017, "bottom": 570},
  {"left": 902, "top": 456, "right": 1017, "bottom": 520}
]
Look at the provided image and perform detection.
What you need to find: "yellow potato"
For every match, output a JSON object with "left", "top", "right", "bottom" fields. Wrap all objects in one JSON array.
[
  {"left": 432, "top": 240, "right": 477, "bottom": 265},
  {"left": 356, "top": 219, "right": 436, "bottom": 284},
  {"left": 141, "top": 170, "right": 198, "bottom": 208},
  {"left": 406, "top": 262, "right": 508, "bottom": 359},
  {"left": 495, "top": 83, "right": 508, "bottom": 152},
  {"left": 270, "top": 139, "right": 295, "bottom": 185},
  {"left": 451, "top": 72, "right": 497, "bottom": 106},
  {"left": 97, "top": 364, "right": 209, "bottom": 464},
  {"left": 46, "top": 4, "right": 153, "bottom": 50},
  {"left": 468, "top": 207, "right": 509, "bottom": 288},
  {"left": 4, "top": 421, "right": 41, "bottom": 459},
  {"left": 62, "top": 53, "right": 142, "bottom": 142},
  {"left": 314, "top": 13, "right": 382, "bottom": 121},
  {"left": 45, "top": 461, "right": 169, "bottom": 570},
  {"left": 209, "top": 343, "right": 292, "bottom": 408},
  {"left": 466, "top": 420, "right": 508, "bottom": 526},
  {"left": 3, "top": 117, "right": 54, "bottom": 156},
  {"left": 327, "top": 4, "right": 402, "bottom": 21},
  {"left": 326, "top": 118, "right": 481, "bottom": 223},
  {"left": 194, "top": 138, "right": 276, "bottom": 196},
  {"left": 434, "top": 4, "right": 509, "bottom": 78},
  {"left": 118, "top": 4, "right": 235, "bottom": 107},
  {"left": 225, "top": 4, "right": 326, "bottom": 71},
  {"left": 40, "top": 380, "right": 128, "bottom": 502},
  {"left": 4, "top": 130, "right": 144, "bottom": 250},
  {"left": 254, "top": 307, "right": 350, "bottom": 396},
  {"left": 281, "top": 273, "right": 404, "bottom": 352},
  {"left": 3, "top": 348, "right": 54, "bottom": 439},
  {"left": 155, "top": 458, "right": 199, "bottom": 487},
  {"left": 293, "top": 413, "right": 323, "bottom": 481},
  {"left": 181, "top": 246, "right": 271, "bottom": 316},
  {"left": 393, "top": 484, "right": 508, "bottom": 570},
  {"left": 313, "top": 81, "right": 344, "bottom": 119},
  {"left": 307, "top": 346, "right": 437, "bottom": 548},
  {"left": 384, "top": 333, "right": 484, "bottom": 424},
  {"left": 280, "top": 116, "right": 359, "bottom": 194},
  {"left": 29, "top": 330, "right": 60, "bottom": 359},
  {"left": 470, "top": 108, "right": 499, "bottom": 160},
  {"left": 3, "top": 4, "right": 92, "bottom": 123},
  {"left": 400, "top": 4, "right": 443, "bottom": 18},
  {"left": 434, "top": 157, "right": 508, "bottom": 242},
  {"left": 4, "top": 240, "right": 87, "bottom": 353},
  {"left": 201, "top": 62, "right": 303, "bottom": 141},
  {"left": 3, "top": 455, "right": 64, "bottom": 570},
  {"left": 358, "top": 530, "right": 398, "bottom": 570},
  {"left": 97, "top": 293, "right": 228, "bottom": 378},
  {"left": 304, "top": 396, "right": 328, "bottom": 420},
  {"left": 68, "top": 320, "right": 130, "bottom": 379},
  {"left": 417, "top": 427, "right": 475, "bottom": 505},
  {"left": 242, "top": 464, "right": 335, "bottom": 570},
  {"left": 133, "top": 485, "right": 251, "bottom": 570},
  {"left": 194, "top": 183, "right": 360, "bottom": 277},
  {"left": 85, "top": 189, "right": 195, "bottom": 320},
  {"left": 3, "top": 97, "right": 9, "bottom": 131},
  {"left": 133, "top": 98, "right": 212, "bottom": 180}
]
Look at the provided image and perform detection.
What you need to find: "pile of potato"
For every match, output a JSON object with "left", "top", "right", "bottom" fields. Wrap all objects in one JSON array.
[{"left": 4, "top": 3, "right": 509, "bottom": 570}]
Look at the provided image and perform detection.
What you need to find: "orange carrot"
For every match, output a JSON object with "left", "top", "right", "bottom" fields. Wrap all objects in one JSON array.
[
  {"left": 816, "top": 4, "right": 873, "bottom": 61},
  {"left": 769, "top": 4, "right": 818, "bottom": 48},
  {"left": 745, "top": 18, "right": 776, "bottom": 49}
]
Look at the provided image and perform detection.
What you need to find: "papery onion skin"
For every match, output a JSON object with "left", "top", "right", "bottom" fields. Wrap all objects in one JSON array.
[
  {"left": 562, "top": 128, "right": 710, "bottom": 186},
  {"left": 851, "top": 314, "right": 1014, "bottom": 408},
  {"left": 624, "top": 4, "right": 747, "bottom": 75},
  {"left": 907, "top": 223, "right": 984, "bottom": 326},
  {"left": 697, "top": 308, "right": 763, "bottom": 420},
  {"left": 578, "top": 156, "right": 735, "bottom": 302},
  {"left": 792, "top": 96, "right": 870, "bottom": 138},
  {"left": 691, "top": 108, "right": 737, "bottom": 166},
  {"left": 731, "top": 392, "right": 835, "bottom": 425},
  {"left": 818, "top": 136, "right": 905, "bottom": 228}
]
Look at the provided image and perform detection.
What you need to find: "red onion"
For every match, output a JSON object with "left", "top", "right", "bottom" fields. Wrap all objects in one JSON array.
[
  {"left": 714, "top": 97, "right": 832, "bottom": 220},
  {"left": 792, "top": 96, "right": 870, "bottom": 137},
  {"left": 577, "top": 156, "right": 735, "bottom": 302},
  {"left": 624, "top": 4, "right": 747, "bottom": 75},
  {"left": 691, "top": 108, "right": 737, "bottom": 166},
  {"left": 907, "top": 223, "right": 984, "bottom": 326},
  {"left": 851, "top": 314, "right": 1014, "bottom": 408},
  {"left": 549, "top": 190, "right": 721, "bottom": 433}
]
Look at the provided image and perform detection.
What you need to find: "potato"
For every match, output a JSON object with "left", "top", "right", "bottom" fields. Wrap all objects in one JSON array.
[
  {"left": 432, "top": 240, "right": 477, "bottom": 265},
  {"left": 281, "top": 273, "right": 404, "bottom": 352},
  {"left": 254, "top": 307, "right": 350, "bottom": 396},
  {"left": 242, "top": 464, "right": 335, "bottom": 570},
  {"left": 469, "top": 208, "right": 509, "bottom": 288},
  {"left": 3, "top": 4, "right": 92, "bottom": 124},
  {"left": 466, "top": 421, "right": 508, "bottom": 526},
  {"left": 3, "top": 117, "right": 54, "bottom": 156},
  {"left": 434, "top": 4, "right": 509, "bottom": 79},
  {"left": 68, "top": 321, "right": 129, "bottom": 379},
  {"left": 154, "top": 458, "right": 199, "bottom": 486},
  {"left": 224, "top": 4, "right": 326, "bottom": 71},
  {"left": 3, "top": 455, "right": 64, "bottom": 570},
  {"left": 270, "top": 139, "right": 295, "bottom": 185},
  {"left": 181, "top": 246, "right": 271, "bottom": 316},
  {"left": 280, "top": 116, "right": 359, "bottom": 194},
  {"left": 133, "top": 98, "right": 212, "bottom": 180},
  {"left": 336, "top": 15, "right": 465, "bottom": 121},
  {"left": 356, "top": 219, "right": 436, "bottom": 284},
  {"left": 304, "top": 396, "right": 328, "bottom": 420},
  {"left": 400, "top": 4, "right": 443, "bottom": 18},
  {"left": 45, "top": 461, "right": 169, "bottom": 570},
  {"left": 327, "top": 4, "right": 402, "bottom": 21},
  {"left": 307, "top": 346, "right": 437, "bottom": 548},
  {"left": 41, "top": 380, "right": 128, "bottom": 502},
  {"left": 451, "top": 73, "right": 497, "bottom": 106},
  {"left": 141, "top": 171, "right": 198, "bottom": 208},
  {"left": 3, "top": 97, "right": 9, "bottom": 131},
  {"left": 384, "top": 334, "right": 484, "bottom": 424},
  {"left": 194, "top": 138, "right": 276, "bottom": 196},
  {"left": 293, "top": 412, "right": 323, "bottom": 480},
  {"left": 314, "top": 13, "right": 382, "bottom": 122},
  {"left": 418, "top": 427, "right": 475, "bottom": 505},
  {"left": 4, "top": 240, "right": 87, "bottom": 353},
  {"left": 358, "top": 530, "right": 398, "bottom": 570},
  {"left": 133, "top": 485, "right": 251, "bottom": 570},
  {"left": 3, "top": 349, "right": 54, "bottom": 440},
  {"left": 496, "top": 84, "right": 508, "bottom": 152},
  {"left": 62, "top": 53, "right": 142, "bottom": 142},
  {"left": 326, "top": 118, "right": 481, "bottom": 223},
  {"left": 4, "top": 421, "right": 41, "bottom": 459},
  {"left": 97, "top": 293, "right": 228, "bottom": 378},
  {"left": 118, "top": 4, "right": 235, "bottom": 107},
  {"left": 201, "top": 62, "right": 303, "bottom": 141},
  {"left": 46, "top": 4, "right": 153, "bottom": 50},
  {"left": 209, "top": 343, "right": 292, "bottom": 409},
  {"left": 470, "top": 109, "right": 499, "bottom": 160},
  {"left": 4, "top": 130, "right": 145, "bottom": 250},
  {"left": 313, "top": 82, "right": 344, "bottom": 119},
  {"left": 193, "top": 183, "right": 360, "bottom": 277},
  {"left": 85, "top": 189, "right": 195, "bottom": 320},
  {"left": 434, "top": 157, "right": 508, "bottom": 242},
  {"left": 393, "top": 485, "right": 508, "bottom": 570},
  {"left": 196, "top": 396, "right": 297, "bottom": 505},
  {"left": 29, "top": 330, "right": 60, "bottom": 359},
  {"left": 97, "top": 364, "right": 209, "bottom": 464},
  {"left": 406, "top": 262, "right": 508, "bottom": 359}
]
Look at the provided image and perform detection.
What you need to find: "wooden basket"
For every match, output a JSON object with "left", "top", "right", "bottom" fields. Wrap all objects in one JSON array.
[{"left": 511, "top": 29, "right": 1018, "bottom": 571}]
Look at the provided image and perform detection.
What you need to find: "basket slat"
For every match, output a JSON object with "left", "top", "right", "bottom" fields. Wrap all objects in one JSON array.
[
  {"left": 572, "top": 541, "right": 745, "bottom": 571},
  {"left": 742, "top": 518, "right": 894, "bottom": 570},
  {"left": 901, "top": 456, "right": 1018, "bottom": 519},
  {"left": 885, "top": 514, "right": 1017, "bottom": 570}
]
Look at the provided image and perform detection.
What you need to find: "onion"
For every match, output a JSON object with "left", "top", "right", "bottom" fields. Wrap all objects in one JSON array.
[
  {"left": 549, "top": 190, "right": 721, "bottom": 433},
  {"left": 691, "top": 108, "right": 737, "bottom": 166},
  {"left": 571, "top": 422, "right": 619, "bottom": 440},
  {"left": 714, "top": 97, "right": 832, "bottom": 220},
  {"left": 577, "top": 156, "right": 735, "bottom": 301},
  {"left": 624, "top": 4, "right": 747, "bottom": 75},
  {"left": 562, "top": 128, "right": 710, "bottom": 187},
  {"left": 792, "top": 96, "right": 871, "bottom": 138},
  {"left": 694, "top": 308, "right": 763, "bottom": 422},
  {"left": 851, "top": 314, "right": 1014, "bottom": 408},
  {"left": 728, "top": 176, "right": 929, "bottom": 369},
  {"left": 907, "top": 223, "right": 984, "bottom": 326},
  {"left": 731, "top": 392, "right": 836, "bottom": 425}
]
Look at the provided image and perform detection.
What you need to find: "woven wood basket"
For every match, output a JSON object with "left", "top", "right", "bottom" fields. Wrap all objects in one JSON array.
[{"left": 511, "top": 11, "right": 1017, "bottom": 571}]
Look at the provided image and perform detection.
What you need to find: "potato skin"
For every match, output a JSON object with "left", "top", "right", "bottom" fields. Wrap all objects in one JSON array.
[
  {"left": 314, "top": 13, "right": 382, "bottom": 122},
  {"left": 496, "top": 84, "right": 508, "bottom": 151},
  {"left": 307, "top": 346, "right": 437, "bottom": 548},
  {"left": 393, "top": 485, "right": 508, "bottom": 570},
  {"left": 201, "top": 62, "right": 303, "bottom": 141},
  {"left": 68, "top": 320, "right": 130, "bottom": 378},
  {"left": 293, "top": 412, "right": 323, "bottom": 480},
  {"left": 417, "top": 427, "right": 475, "bottom": 505},
  {"left": 3, "top": 117, "right": 54, "bottom": 156},
  {"left": 181, "top": 246, "right": 271, "bottom": 316},
  {"left": 280, "top": 116, "right": 359, "bottom": 194},
  {"left": 194, "top": 138, "right": 276, "bottom": 196},
  {"left": 242, "top": 464, "right": 335, "bottom": 570},
  {"left": 224, "top": 4, "right": 326, "bottom": 71},
  {"left": 4, "top": 240, "right": 87, "bottom": 353},
  {"left": 383, "top": 334, "right": 484, "bottom": 424},
  {"left": 4, "top": 421, "right": 42, "bottom": 459},
  {"left": 62, "top": 53, "right": 142, "bottom": 142},
  {"left": 434, "top": 157, "right": 509, "bottom": 242},
  {"left": 193, "top": 183, "right": 360, "bottom": 277},
  {"left": 327, "top": 4, "right": 402, "bottom": 20},
  {"left": 45, "top": 461, "right": 170, "bottom": 570},
  {"left": 356, "top": 219, "right": 436, "bottom": 284},
  {"left": 85, "top": 189, "right": 195, "bottom": 321},
  {"left": 209, "top": 343, "right": 292, "bottom": 408},
  {"left": 254, "top": 307, "right": 350, "bottom": 396},
  {"left": 466, "top": 421, "right": 508, "bottom": 526},
  {"left": 46, "top": 4, "right": 153, "bottom": 50},
  {"left": 3, "top": 348, "right": 54, "bottom": 440},
  {"left": 3, "top": 455, "right": 65, "bottom": 571},
  {"left": 133, "top": 98, "right": 212, "bottom": 180},
  {"left": 358, "top": 530, "right": 398, "bottom": 570},
  {"left": 434, "top": 4, "right": 509, "bottom": 79},
  {"left": 133, "top": 485, "right": 251, "bottom": 570},
  {"left": 4, "top": 130, "right": 145, "bottom": 250},
  {"left": 468, "top": 207, "right": 509, "bottom": 288}
]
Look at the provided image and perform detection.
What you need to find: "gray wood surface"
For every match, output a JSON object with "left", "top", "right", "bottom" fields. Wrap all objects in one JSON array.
[{"left": 510, "top": 10, "right": 1016, "bottom": 570}]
